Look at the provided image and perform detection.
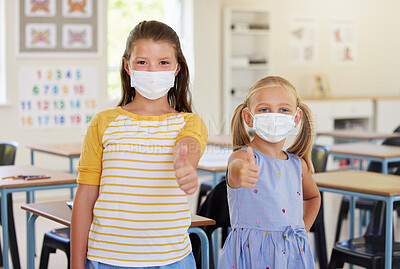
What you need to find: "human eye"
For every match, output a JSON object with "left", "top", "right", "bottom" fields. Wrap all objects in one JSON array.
[
  {"left": 137, "top": 60, "right": 147, "bottom": 65},
  {"left": 160, "top": 60, "right": 169, "bottom": 66},
  {"left": 279, "top": 108, "right": 290, "bottom": 113},
  {"left": 259, "top": 108, "right": 270, "bottom": 113}
]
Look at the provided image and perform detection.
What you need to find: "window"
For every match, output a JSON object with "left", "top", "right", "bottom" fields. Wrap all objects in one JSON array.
[
  {"left": 107, "top": 0, "right": 194, "bottom": 100},
  {"left": 0, "top": 0, "right": 6, "bottom": 104},
  {"left": 107, "top": 0, "right": 164, "bottom": 100}
]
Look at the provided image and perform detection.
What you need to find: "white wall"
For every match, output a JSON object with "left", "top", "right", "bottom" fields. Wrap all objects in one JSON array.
[
  {"left": 0, "top": 1, "right": 108, "bottom": 168},
  {"left": 220, "top": 0, "right": 400, "bottom": 98}
]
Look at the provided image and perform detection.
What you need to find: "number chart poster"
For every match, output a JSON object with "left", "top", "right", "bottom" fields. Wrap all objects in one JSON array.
[{"left": 18, "top": 66, "right": 99, "bottom": 129}]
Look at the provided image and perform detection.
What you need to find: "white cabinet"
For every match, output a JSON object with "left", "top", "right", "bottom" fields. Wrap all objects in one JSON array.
[
  {"left": 222, "top": 7, "right": 270, "bottom": 131},
  {"left": 305, "top": 98, "right": 374, "bottom": 145},
  {"left": 375, "top": 98, "right": 400, "bottom": 133}
]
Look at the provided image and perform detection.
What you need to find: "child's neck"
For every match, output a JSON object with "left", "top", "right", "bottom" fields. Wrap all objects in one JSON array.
[
  {"left": 250, "top": 136, "right": 287, "bottom": 160},
  {"left": 123, "top": 95, "right": 178, "bottom": 116}
]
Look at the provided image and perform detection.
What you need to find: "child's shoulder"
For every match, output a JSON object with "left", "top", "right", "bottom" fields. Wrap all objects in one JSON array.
[
  {"left": 94, "top": 107, "right": 121, "bottom": 119},
  {"left": 89, "top": 108, "right": 120, "bottom": 126}
]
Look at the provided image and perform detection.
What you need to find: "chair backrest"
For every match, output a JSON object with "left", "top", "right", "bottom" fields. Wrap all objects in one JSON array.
[
  {"left": 382, "top": 125, "right": 400, "bottom": 146},
  {"left": 368, "top": 125, "right": 400, "bottom": 173},
  {"left": 311, "top": 144, "right": 330, "bottom": 173},
  {"left": 0, "top": 141, "right": 19, "bottom": 165},
  {"left": 197, "top": 179, "right": 230, "bottom": 235}
]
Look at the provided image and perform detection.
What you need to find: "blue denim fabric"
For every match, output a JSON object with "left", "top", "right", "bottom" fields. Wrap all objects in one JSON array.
[{"left": 85, "top": 252, "right": 196, "bottom": 269}]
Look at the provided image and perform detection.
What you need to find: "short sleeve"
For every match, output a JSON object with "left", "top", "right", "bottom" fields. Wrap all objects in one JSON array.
[
  {"left": 77, "top": 109, "right": 122, "bottom": 185},
  {"left": 175, "top": 113, "right": 208, "bottom": 156},
  {"left": 77, "top": 113, "right": 105, "bottom": 185}
]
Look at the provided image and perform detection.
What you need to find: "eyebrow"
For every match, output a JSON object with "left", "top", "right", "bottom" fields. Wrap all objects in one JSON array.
[{"left": 256, "top": 103, "right": 293, "bottom": 107}]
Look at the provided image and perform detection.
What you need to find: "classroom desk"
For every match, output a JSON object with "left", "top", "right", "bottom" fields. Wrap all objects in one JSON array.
[
  {"left": 329, "top": 143, "right": 400, "bottom": 173},
  {"left": 314, "top": 170, "right": 400, "bottom": 269},
  {"left": 316, "top": 130, "right": 400, "bottom": 143},
  {"left": 198, "top": 149, "right": 230, "bottom": 186},
  {"left": 26, "top": 142, "right": 82, "bottom": 173},
  {"left": 0, "top": 165, "right": 77, "bottom": 269},
  {"left": 21, "top": 201, "right": 216, "bottom": 269},
  {"left": 207, "top": 135, "right": 232, "bottom": 147}
]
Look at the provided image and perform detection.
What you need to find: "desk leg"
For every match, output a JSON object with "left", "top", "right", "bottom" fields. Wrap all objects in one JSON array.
[
  {"left": 27, "top": 214, "right": 39, "bottom": 269},
  {"left": 349, "top": 196, "right": 355, "bottom": 239},
  {"left": 188, "top": 227, "right": 209, "bottom": 269},
  {"left": 384, "top": 198, "right": 394, "bottom": 269},
  {"left": 69, "top": 157, "right": 74, "bottom": 174},
  {"left": 382, "top": 160, "right": 389, "bottom": 174},
  {"left": 26, "top": 191, "right": 36, "bottom": 258},
  {"left": 211, "top": 229, "right": 219, "bottom": 268},
  {"left": 1, "top": 190, "right": 10, "bottom": 269},
  {"left": 30, "top": 150, "right": 34, "bottom": 165}
]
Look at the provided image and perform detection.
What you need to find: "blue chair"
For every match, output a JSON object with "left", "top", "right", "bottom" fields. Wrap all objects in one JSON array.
[{"left": 0, "top": 141, "right": 21, "bottom": 269}]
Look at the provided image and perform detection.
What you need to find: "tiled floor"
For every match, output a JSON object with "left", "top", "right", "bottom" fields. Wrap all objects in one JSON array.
[{"left": 2, "top": 175, "right": 400, "bottom": 269}]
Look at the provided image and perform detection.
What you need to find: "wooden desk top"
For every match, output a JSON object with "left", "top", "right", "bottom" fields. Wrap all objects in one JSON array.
[
  {"left": 26, "top": 142, "right": 82, "bottom": 157},
  {"left": 317, "top": 130, "right": 400, "bottom": 140},
  {"left": 21, "top": 201, "right": 216, "bottom": 227},
  {"left": 329, "top": 143, "right": 400, "bottom": 158},
  {"left": 197, "top": 165, "right": 227, "bottom": 173},
  {"left": 0, "top": 165, "right": 76, "bottom": 188},
  {"left": 207, "top": 135, "right": 232, "bottom": 147},
  {"left": 314, "top": 170, "right": 400, "bottom": 197}
]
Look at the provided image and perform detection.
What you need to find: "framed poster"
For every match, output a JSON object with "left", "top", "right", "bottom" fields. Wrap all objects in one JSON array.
[
  {"left": 18, "top": 0, "right": 99, "bottom": 56},
  {"left": 18, "top": 66, "right": 99, "bottom": 129},
  {"left": 290, "top": 16, "right": 318, "bottom": 65}
]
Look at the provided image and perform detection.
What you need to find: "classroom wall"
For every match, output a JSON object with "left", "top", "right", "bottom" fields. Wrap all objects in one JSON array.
[
  {"left": 220, "top": 0, "right": 400, "bottom": 97},
  {"left": 2, "top": 0, "right": 400, "bottom": 167},
  {"left": 0, "top": 1, "right": 108, "bottom": 168}
]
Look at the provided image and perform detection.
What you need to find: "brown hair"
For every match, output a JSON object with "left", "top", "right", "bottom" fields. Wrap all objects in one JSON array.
[
  {"left": 231, "top": 76, "right": 315, "bottom": 173},
  {"left": 118, "top": 20, "right": 192, "bottom": 112}
]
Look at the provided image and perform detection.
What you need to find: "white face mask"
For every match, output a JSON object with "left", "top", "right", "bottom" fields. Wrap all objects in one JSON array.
[
  {"left": 249, "top": 108, "right": 298, "bottom": 143},
  {"left": 130, "top": 65, "right": 177, "bottom": 100}
]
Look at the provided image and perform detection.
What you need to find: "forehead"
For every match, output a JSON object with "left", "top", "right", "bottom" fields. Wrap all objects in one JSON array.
[
  {"left": 131, "top": 39, "right": 176, "bottom": 58},
  {"left": 252, "top": 86, "right": 297, "bottom": 107}
]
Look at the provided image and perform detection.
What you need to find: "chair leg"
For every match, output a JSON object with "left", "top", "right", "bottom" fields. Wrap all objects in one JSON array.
[
  {"left": 39, "top": 239, "right": 56, "bottom": 269},
  {"left": 0, "top": 240, "right": 3, "bottom": 267},
  {"left": 310, "top": 192, "right": 328, "bottom": 269},
  {"left": 328, "top": 248, "right": 346, "bottom": 269},
  {"left": 334, "top": 198, "right": 349, "bottom": 242},
  {"left": 66, "top": 247, "right": 71, "bottom": 269},
  {"left": 7, "top": 194, "right": 21, "bottom": 269}
]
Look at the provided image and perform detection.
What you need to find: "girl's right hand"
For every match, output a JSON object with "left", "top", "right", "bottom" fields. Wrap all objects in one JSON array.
[{"left": 228, "top": 147, "right": 259, "bottom": 188}]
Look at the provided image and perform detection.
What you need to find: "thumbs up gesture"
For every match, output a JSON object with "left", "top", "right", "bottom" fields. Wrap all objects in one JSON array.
[
  {"left": 174, "top": 145, "right": 198, "bottom": 195},
  {"left": 229, "top": 147, "right": 259, "bottom": 188}
]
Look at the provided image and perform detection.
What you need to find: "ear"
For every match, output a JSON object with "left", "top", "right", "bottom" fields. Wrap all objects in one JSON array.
[
  {"left": 294, "top": 108, "right": 302, "bottom": 127},
  {"left": 242, "top": 108, "right": 253, "bottom": 128},
  {"left": 174, "top": 63, "right": 181, "bottom": 77},
  {"left": 123, "top": 57, "right": 130, "bottom": 76}
]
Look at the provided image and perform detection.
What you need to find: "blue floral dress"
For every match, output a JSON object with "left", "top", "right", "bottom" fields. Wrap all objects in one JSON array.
[{"left": 218, "top": 148, "right": 315, "bottom": 269}]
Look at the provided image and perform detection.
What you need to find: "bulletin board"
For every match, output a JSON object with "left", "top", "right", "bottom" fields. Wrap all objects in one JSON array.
[
  {"left": 18, "top": 66, "right": 99, "bottom": 129},
  {"left": 18, "top": 0, "right": 98, "bottom": 55}
]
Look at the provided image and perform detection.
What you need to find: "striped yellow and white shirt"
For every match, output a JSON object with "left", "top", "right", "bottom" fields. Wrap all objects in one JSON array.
[{"left": 77, "top": 107, "right": 207, "bottom": 267}]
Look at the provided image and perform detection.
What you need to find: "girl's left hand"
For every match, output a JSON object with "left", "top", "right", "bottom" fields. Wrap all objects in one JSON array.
[{"left": 174, "top": 145, "right": 198, "bottom": 195}]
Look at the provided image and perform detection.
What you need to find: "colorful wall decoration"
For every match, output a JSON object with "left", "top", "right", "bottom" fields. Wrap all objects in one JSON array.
[
  {"left": 18, "top": 66, "right": 99, "bottom": 129},
  {"left": 19, "top": 0, "right": 98, "bottom": 55}
]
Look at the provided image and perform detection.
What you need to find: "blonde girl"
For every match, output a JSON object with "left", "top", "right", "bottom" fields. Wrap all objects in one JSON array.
[
  {"left": 218, "top": 76, "right": 320, "bottom": 269},
  {"left": 71, "top": 21, "right": 207, "bottom": 269}
]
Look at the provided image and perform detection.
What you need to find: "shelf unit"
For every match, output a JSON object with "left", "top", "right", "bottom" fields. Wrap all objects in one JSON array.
[{"left": 222, "top": 7, "right": 271, "bottom": 132}]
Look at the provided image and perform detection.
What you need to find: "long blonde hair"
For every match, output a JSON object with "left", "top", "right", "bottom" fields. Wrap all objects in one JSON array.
[{"left": 231, "top": 76, "right": 315, "bottom": 173}]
